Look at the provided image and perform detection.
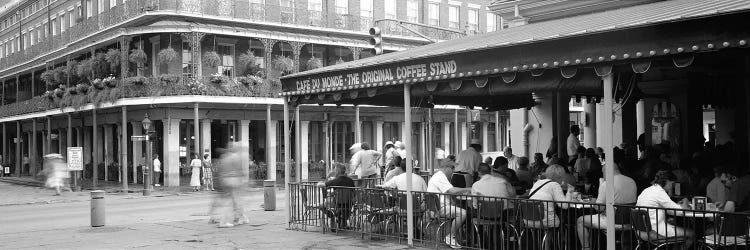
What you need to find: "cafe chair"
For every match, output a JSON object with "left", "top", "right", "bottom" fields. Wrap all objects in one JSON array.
[
  {"left": 358, "top": 189, "right": 398, "bottom": 240},
  {"left": 630, "top": 209, "right": 688, "bottom": 250},
  {"left": 472, "top": 199, "right": 519, "bottom": 250},
  {"left": 702, "top": 214, "right": 749, "bottom": 249},
  {"left": 602, "top": 204, "right": 635, "bottom": 249},
  {"left": 395, "top": 193, "right": 425, "bottom": 243},
  {"left": 518, "top": 200, "right": 561, "bottom": 250},
  {"left": 300, "top": 186, "right": 331, "bottom": 233},
  {"left": 423, "top": 193, "right": 456, "bottom": 249}
]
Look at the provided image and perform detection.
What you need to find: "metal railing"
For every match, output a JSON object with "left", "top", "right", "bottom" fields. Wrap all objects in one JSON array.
[{"left": 288, "top": 183, "right": 750, "bottom": 250}]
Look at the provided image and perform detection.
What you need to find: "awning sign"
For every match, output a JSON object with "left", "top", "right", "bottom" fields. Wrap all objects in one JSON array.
[
  {"left": 67, "top": 147, "right": 83, "bottom": 171},
  {"left": 294, "top": 60, "right": 458, "bottom": 92}
]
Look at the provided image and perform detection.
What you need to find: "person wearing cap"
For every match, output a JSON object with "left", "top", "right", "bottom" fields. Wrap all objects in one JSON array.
[
  {"left": 350, "top": 142, "right": 382, "bottom": 178},
  {"left": 427, "top": 159, "right": 471, "bottom": 249},
  {"left": 378, "top": 160, "right": 427, "bottom": 192},
  {"left": 472, "top": 163, "right": 515, "bottom": 198},
  {"left": 455, "top": 138, "right": 482, "bottom": 187},
  {"left": 383, "top": 141, "right": 396, "bottom": 174}
]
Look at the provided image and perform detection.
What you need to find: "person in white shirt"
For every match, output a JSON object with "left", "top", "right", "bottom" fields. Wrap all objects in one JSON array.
[
  {"left": 455, "top": 139, "right": 482, "bottom": 186},
  {"left": 427, "top": 159, "right": 471, "bottom": 249},
  {"left": 567, "top": 125, "right": 581, "bottom": 162},
  {"left": 636, "top": 170, "right": 694, "bottom": 246},
  {"left": 705, "top": 166, "right": 728, "bottom": 206},
  {"left": 576, "top": 160, "right": 637, "bottom": 249},
  {"left": 527, "top": 164, "right": 575, "bottom": 228},
  {"left": 190, "top": 154, "right": 202, "bottom": 191},
  {"left": 503, "top": 147, "right": 519, "bottom": 171},
  {"left": 377, "top": 163, "right": 427, "bottom": 192},
  {"left": 153, "top": 154, "right": 162, "bottom": 186},
  {"left": 471, "top": 163, "right": 515, "bottom": 198},
  {"left": 350, "top": 142, "right": 382, "bottom": 178}
]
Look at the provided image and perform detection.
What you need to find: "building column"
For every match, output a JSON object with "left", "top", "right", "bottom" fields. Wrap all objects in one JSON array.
[
  {"left": 419, "top": 122, "right": 426, "bottom": 170},
  {"left": 120, "top": 107, "right": 128, "bottom": 189},
  {"left": 266, "top": 105, "right": 277, "bottom": 181},
  {"left": 31, "top": 120, "right": 37, "bottom": 175},
  {"left": 58, "top": 129, "right": 66, "bottom": 157},
  {"left": 454, "top": 110, "right": 460, "bottom": 154},
  {"left": 2, "top": 123, "right": 6, "bottom": 168},
  {"left": 602, "top": 73, "right": 616, "bottom": 249},
  {"left": 355, "top": 106, "right": 361, "bottom": 143},
  {"left": 240, "top": 120, "right": 250, "bottom": 181},
  {"left": 460, "top": 122, "right": 468, "bottom": 151},
  {"left": 481, "top": 122, "right": 489, "bottom": 151},
  {"left": 527, "top": 93, "right": 555, "bottom": 157},
  {"left": 26, "top": 131, "right": 32, "bottom": 175},
  {"left": 294, "top": 106, "right": 301, "bottom": 181},
  {"left": 375, "top": 121, "right": 384, "bottom": 153},
  {"left": 556, "top": 92, "right": 571, "bottom": 160},
  {"left": 201, "top": 119, "right": 211, "bottom": 158},
  {"left": 163, "top": 119, "right": 180, "bottom": 187},
  {"left": 441, "top": 122, "right": 451, "bottom": 156},
  {"left": 94, "top": 125, "right": 103, "bottom": 183},
  {"left": 84, "top": 125, "right": 92, "bottom": 181},
  {"left": 301, "top": 121, "right": 310, "bottom": 180},
  {"left": 495, "top": 112, "right": 502, "bottom": 152},
  {"left": 636, "top": 99, "right": 646, "bottom": 140},
  {"left": 131, "top": 121, "right": 142, "bottom": 184},
  {"left": 46, "top": 117, "right": 52, "bottom": 154},
  {"left": 613, "top": 102, "right": 625, "bottom": 148},
  {"left": 193, "top": 103, "right": 200, "bottom": 162},
  {"left": 103, "top": 124, "right": 113, "bottom": 181},
  {"left": 584, "top": 99, "right": 597, "bottom": 148},
  {"left": 15, "top": 121, "right": 20, "bottom": 177}
]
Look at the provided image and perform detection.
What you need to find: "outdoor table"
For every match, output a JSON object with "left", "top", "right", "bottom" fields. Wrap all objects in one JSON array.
[
  {"left": 670, "top": 208, "right": 720, "bottom": 242},
  {"left": 557, "top": 199, "right": 600, "bottom": 250}
]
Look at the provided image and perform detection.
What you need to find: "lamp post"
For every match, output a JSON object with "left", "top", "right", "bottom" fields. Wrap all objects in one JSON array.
[{"left": 142, "top": 114, "right": 152, "bottom": 196}]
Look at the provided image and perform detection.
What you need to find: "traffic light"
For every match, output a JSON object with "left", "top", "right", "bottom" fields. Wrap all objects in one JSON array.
[{"left": 369, "top": 27, "right": 383, "bottom": 55}]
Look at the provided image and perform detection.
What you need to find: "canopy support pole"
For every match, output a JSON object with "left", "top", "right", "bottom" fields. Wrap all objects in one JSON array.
[
  {"left": 454, "top": 110, "right": 459, "bottom": 155},
  {"left": 284, "top": 98, "right": 291, "bottom": 225},
  {"left": 355, "top": 105, "right": 361, "bottom": 143},
  {"left": 404, "top": 83, "right": 414, "bottom": 247},
  {"left": 602, "top": 73, "right": 616, "bottom": 250},
  {"left": 295, "top": 106, "right": 301, "bottom": 182}
]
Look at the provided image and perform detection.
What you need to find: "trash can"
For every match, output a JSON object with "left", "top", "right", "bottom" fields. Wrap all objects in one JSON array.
[
  {"left": 90, "top": 190, "right": 105, "bottom": 227},
  {"left": 264, "top": 180, "right": 276, "bottom": 211}
]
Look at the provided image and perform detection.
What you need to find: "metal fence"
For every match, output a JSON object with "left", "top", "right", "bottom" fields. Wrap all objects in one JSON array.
[{"left": 288, "top": 183, "right": 750, "bottom": 250}]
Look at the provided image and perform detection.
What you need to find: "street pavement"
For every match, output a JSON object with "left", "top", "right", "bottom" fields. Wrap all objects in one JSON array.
[{"left": 0, "top": 182, "right": 423, "bottom": 249}]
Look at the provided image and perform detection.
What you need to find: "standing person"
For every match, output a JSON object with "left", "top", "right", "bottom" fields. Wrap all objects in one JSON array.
[
  {"left": 214, "top": 143, "right": 249, "bottom": 228},
  {"left": 382, "top": 141, "right": 395, "bottom": 173},
  {"left": 455, "top": 139, "right": 482, "bottom": 187},
  {"left": 190, "top": 154, "right": 202, "bottom": 191},
  {"left": 503, "top": 147, "right": 520, "bottom": 171},
  {"left": 153, "top": 154, "right": 162, "bottom": 186},
  {"left": 567, "top": 125, "right": 581, "bottom": 164},
  {"left": 202, "top": 154, "right": 214, "bottom": 191},
  {"left": 43, "top": 154, "right": 69, "bottom": 196},
  {"left": 350, "top": 142, "right": 382, "bottom": 178},
  {"left": 394, "top": 141, "right": 407, "bottom": 159}
]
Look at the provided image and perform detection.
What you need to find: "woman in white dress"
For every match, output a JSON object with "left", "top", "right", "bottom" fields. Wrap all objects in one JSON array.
[{"left": 190, "top": 154, "right": 202, "bottom": 191}]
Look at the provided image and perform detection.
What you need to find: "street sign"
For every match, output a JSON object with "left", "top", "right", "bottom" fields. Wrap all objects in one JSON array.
[
  {"left": 470, "top": 110, "right": 481, "bottom": 122},
  {"left": 131, "top": 135, "right": 148, "bottom": 141},
  {"left": 67, "top": 147, "right": 83, "bottom": 171}
]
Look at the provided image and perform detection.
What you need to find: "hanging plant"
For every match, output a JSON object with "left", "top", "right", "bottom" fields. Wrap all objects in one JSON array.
[
  {"left": 238, "top": 49, "right": 257, "bottom": 72},
  {"left": 76, "top": 83, "right": 90, "bottom": 94},
  {"left": 105, "top": 48, "right": 121, "bottom": 69},
  {"left": 203, "top": 51, "right": 220, "bottom": 68},
  {"left": 67, "top": 86, "right": 78, "bottom": 95},
  {"left": 92, "top": 53, "right": 110, "bottom": 78},
  {"left": 129, "top": 49, "right": 147, "bottom": 64},
  {"left": 44, "top": 90, "right": 54, "bottom": 100},
  {"left": 157, "top": 47, "right": 177, "bottom": 65},
  {"left": 306, "top": 56, "right": 322, "bottom": 71},
  {"left": 103, "top": 76, "right": 118, "bottom": 88},
  {"left": 41, "top": 70, "right": 56, "bottom": 88},
  {"left": 66, "top": 60, "right": 79, "bottom": 80},
  {"left": 77, "top": 59, "right": 93, "bottom": 79},
  {"left": 54, "top": 87, "right": 65, "bottom": 97},
  {"left": 92, "top": 78, "right": 105, "bottom": 90},
  {"left": 53, "top": 67, "right": 67, "bottom": 85},
  {"left": 273, "top": 55, "right": 294, "bottom": 75}
]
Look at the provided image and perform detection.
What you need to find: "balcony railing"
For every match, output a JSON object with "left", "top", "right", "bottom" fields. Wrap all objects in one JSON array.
[{"left": 0, "top": 75, "right": 281, "bottom": 118}]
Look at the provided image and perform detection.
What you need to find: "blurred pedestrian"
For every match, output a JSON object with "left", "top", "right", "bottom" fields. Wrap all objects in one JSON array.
[
  {"left": 44, "top": 154, "right": 69, "bottom": 196},
  {"left": 190, "top": 154, "right": 202, "bottom": 192},
  {"left": 211, "top": 143, "right": 249, "bottom": 228},
  {"left": 202, "top": 153, "right": 214, "bottom": 191},
  {"left": 153, "top": 154, "right": 162, "bottom": 186},
  {"left": 350, "top": 142, "right": 382, "bottom": 178}
]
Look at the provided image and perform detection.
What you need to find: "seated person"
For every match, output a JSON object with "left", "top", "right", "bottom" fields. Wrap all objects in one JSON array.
[
  {"left": 427, "top": 159, "right": 471, "bottom": 249},
  {"left": 576, "top": 158, "right": 637, "bottom": 250},
  {"left": 527, "top": 164, "right": 576, "bottom": 228},
  {"left": 723, "top": 168, "right": 750, "bottom": 213},
  {"left": 636, "top": 170, "right": 694, "bottom": 247},
  {"left": 492, "top": 156, "right": 520, "bottom": 188},
  {"left": 516, "top": 157, "right": 533, "bottom": 192},
  {"left": 378, "top": 161, "right": 427, "bottom": 192},
  {"left": 471, "top": 163, "right": 515, "bottom": 198},
  {"left": 706, "top": 166, "right": 729, "bottom": 206},
  {"left": 316, "top": 164, "right": 355, "bottom": 230},
  {"left": 384, "top": 156, "right": 404, "bottom": 182}
]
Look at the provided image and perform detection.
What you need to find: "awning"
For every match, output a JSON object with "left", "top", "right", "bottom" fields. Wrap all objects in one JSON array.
[{"left": 280, "top": 0, "right": 750, "bottom": 108}]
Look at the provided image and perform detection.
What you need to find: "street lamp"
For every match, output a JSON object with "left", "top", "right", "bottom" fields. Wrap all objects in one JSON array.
[{"left": 142, "top": 114, "right": 152, "bottom": 196}]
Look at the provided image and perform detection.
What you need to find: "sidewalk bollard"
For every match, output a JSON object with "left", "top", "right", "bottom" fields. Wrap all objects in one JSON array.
[
  {"left": 90, "top": 190, "right": 105, "bottom": 227},
  {"left": 263, "top": 180, "right": 276, "bottom": 211}
]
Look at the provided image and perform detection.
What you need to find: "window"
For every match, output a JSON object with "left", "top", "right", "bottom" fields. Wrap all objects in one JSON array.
[
  {"left": 69, "top": 10, "right": 75, "bottom": 27},
  {"left": 360, "top": 0, "right": 373, "bottom": 30},
  {"left": 428, "top": 3, "right": 439, "bottom": 26},
  {"left": 151, "top": 41, "right": 159, "bottom": 76},
  {"left": 98, "top": 0, "right": 104, "bottom": 14},
  {"left": 29, "top": 29, "right": 34, "bottom": 46},
  {"left": 182, "top": 41, "right": 192, "bottom": 78},
  {"left": 279, "top": 0, "right": 294, "bottom": 22},
  {"left": 77, "top": 3, "right": 83, "bottom": 19},
  {"left": 406, "top": 0, "right": 418, "bottom": 23},
  {"left": 308, "top": 0, "right": 322, "bottom": 12},
  {"left": 51, "top": 18, "right": 57, "bottom": 36},
  {"left": 0, "top": 42, "right": 3, "bottom": 59},
  {"left": 37, "top": 28, "right": 42, "bottom": 43},
  {"left": 486, "top": 12, "right": 497, "bottom": 32},
  {"left": 448, "top": 5, "right": 459, "bottom": 29},
  {"left": 217, "top": 44, "right": 234, "bottom": 77},
  {"left": 86, "top": 0, "right": 92, "bottom": 18},
  {"left": 279, "top": 0, "right": 293, "bottom": 8},
  {"left": 467, "top": 8, "right": 478, "bottom": 32},
  {"left": 110, "top": 0, "right": 116, "bottom": 8},
  {"left": 60, "top": 13, "right": 66, "bottom": 33},
  {"left": 335, "top": 0, "right": 347, "bottom": 15},
  {"left": 384, "top": 0, "right": 396, "bottom": 19}
]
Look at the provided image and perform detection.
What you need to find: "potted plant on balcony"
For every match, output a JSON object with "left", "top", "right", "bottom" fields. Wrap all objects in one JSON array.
[
  {"left": 129, "top": 48, "right": 147, "bottom": 64},
  {"left": 67, "top": 60, "right": 79, "bottom": 83},
  {"left": 209, "top": 72, "right": 224, "bottom": 84},
  {"left": 77, "top": 82, "right": 90, "bottom": 94},
  {"left": 92, "top": 78, "right": 105, "bottom": 90},
  {"left": 306, "top": 56, "right": 322, "bottom": 71},
  {"left": 44, "top": 90, "right": 54, "bottom": 101},
  {"left": 105, "top": 48, "right": 121, "bottom": 70},
  {"left": 92, "top": 53, "right": 110, "bottom": 78},
  {"left": 54, "top": 86, "right": 65, "bottom": 98},
  {"left": 40, "top": 70, "right": 56, "bottom": 89},
  {"left": 158, "top": 74, "right": 180, "bottom": 84},
  {"left": 239, "top": 49, "right": 257, "bottom": 73},
  {"left": 238, "top": 74, "right": 263, "bottom": 86},
  {"left": 273, "top": 55, "right": 294, "bottom": 76},
  {"left": 53, "top": 67, "right": 67, "bottom": 86},
  {"left": 77, "top": 58, "right": 93, "bottom": 80},
  {"left": 103, "top": 76, "right": 118, "bottom": 88},
  {"left": 67, "top": 85, "right": 78, "bottom": 95},
  {"left": 203, "top": 51, "right": 221, "bottom": 68},
  {"left": 158, "top": 47, "right": 177, "bottom": 65},
  {"left": 124, "top": 76, "right": 147, "bottom": 85}
]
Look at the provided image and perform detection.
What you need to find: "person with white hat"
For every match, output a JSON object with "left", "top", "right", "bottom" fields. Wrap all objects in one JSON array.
[
  {"left": 454, "top": 138, "right": 482, "bottom": 187},
  {"left": 382, "top": 141, "right": 396, "bottom": 175},
  {"left": 349, "top": 142, "right": 382, "bottom": 178}
]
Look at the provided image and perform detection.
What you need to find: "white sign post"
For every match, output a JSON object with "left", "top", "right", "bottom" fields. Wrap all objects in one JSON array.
[{"left": 67, "top": 147, "right": 84, "bottom": 171}]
